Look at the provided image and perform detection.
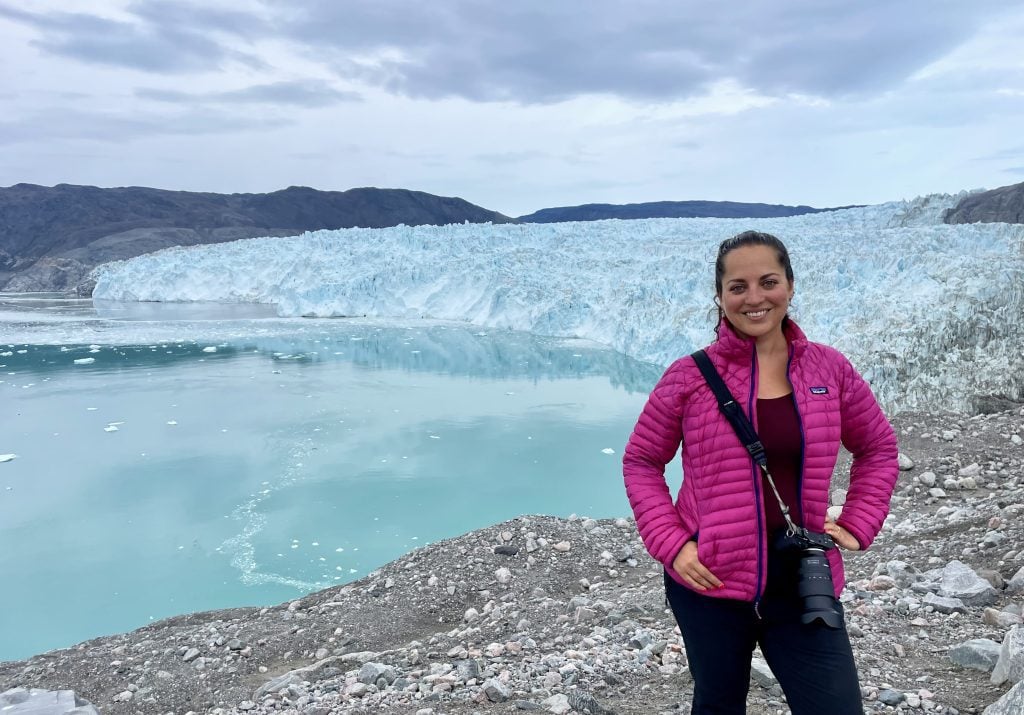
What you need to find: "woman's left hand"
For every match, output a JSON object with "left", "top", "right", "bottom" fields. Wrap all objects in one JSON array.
[{"left": 824, "top": 519, "right": 861, "bottom": 551}]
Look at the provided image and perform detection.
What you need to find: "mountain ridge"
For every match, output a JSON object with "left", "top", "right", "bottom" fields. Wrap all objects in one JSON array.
[
  {"left": 517, "top": 199, "right": 861, "bottom": 222},
  {"left": 0, "top": 183, "right": 514, "bottom": 292}
]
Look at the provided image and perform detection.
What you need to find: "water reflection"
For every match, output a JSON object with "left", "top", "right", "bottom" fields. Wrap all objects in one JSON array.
[{"left": 1, "top": 300, "right": 665, "bottom": 393}]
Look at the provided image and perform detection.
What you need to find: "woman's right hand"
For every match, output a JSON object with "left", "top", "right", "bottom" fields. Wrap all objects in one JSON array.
[{"left": 672, "top": 540, "right": 724, "bottom": 591}]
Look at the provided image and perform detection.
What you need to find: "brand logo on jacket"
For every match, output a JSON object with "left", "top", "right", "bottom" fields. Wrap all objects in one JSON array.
[{"left": 810, "top": 386, "right": 829, "bottom": 395}]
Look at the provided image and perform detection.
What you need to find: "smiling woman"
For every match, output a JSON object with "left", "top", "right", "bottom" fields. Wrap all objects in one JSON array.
[{"left": 623, "top": 229, "right": 899, "bottom": 715}]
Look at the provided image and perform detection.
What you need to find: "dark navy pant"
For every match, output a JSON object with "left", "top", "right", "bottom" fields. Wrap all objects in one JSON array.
[{"left": 664, "top": 564, "right": 862, "bottom": 715}]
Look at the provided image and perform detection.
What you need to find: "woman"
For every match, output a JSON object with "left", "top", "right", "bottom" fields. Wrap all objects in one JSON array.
[{"left": 623, "top": 230, "right": 898, "bottom": 714}]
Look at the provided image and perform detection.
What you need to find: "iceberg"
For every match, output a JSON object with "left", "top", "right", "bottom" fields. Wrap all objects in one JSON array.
[{"left": 91, "top": 194, "right": 1024, "bottom": 412}]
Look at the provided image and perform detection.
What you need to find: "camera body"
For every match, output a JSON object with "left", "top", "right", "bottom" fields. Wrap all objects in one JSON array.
[{"left": 772, "top": 527, "right": 844, "bottom": 629}]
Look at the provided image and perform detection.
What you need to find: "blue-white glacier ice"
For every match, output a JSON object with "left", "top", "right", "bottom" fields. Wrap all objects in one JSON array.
[{"left": 91, "top": 193, "right": 1024, "bottom": 412}]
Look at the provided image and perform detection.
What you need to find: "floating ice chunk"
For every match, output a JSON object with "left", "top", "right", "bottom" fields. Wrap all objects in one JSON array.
[
  {"left": 202, "top": 346, "right": 217, "bottom": 353},
  {"left": 108, "top": 421, "right": 124, "bottom": 426},
  {"left": 0, "top": 454, "right": 16, "bottom": 463},
  {"left": 311, "top": 541, "right": 319, "bottom": 546},
  {"left": 86, "top": 407, "right": 98, "bottom": 411},
  {"left": 167, "top": 420, "right": 178, "bottom": 425},
  {"left": 104, "top": 425, "right": 119, "bottom": 432},
  {"left": 602, "top": 448, "right": 616, "bottom": 455},
  {"left": 335, "top": 547, "right": 344, "bottom": 552},
  {"left": 74, "top": 357, "right": 95, "bottom": 365},
  {"left": 429, "top": 435, "right": 440, "bottom": 440}
]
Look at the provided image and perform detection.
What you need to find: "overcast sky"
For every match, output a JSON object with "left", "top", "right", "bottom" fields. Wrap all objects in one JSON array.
[{"left": 2, "top": 0, "right": 1023, "bottom": 216}]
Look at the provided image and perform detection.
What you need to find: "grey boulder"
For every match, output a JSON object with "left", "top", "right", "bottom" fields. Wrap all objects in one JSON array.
[
  {"left": 949, "top": 639, "right": 1002, "bottom": 672},
  {"left": 939, "top": 560, "right": 998, "bottom": 607},
  {"left": 992, "top": 626, "right": 1024, "bottom": 686},
  {"left": 0, "top": 688, "right": 98, "bottom": 715}
]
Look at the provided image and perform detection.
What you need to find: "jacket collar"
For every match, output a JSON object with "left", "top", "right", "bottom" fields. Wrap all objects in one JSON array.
[{"left": 712, "top": 316, "right": 808, "bottom": 363}]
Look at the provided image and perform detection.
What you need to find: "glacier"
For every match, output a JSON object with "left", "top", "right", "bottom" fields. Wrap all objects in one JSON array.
[{"left": 91, "top": 193, "right": 1024, "bottom": 413}]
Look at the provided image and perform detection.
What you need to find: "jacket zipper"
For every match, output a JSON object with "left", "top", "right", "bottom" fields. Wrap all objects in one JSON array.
[
  {"left": 748, "top": 346, "right": 766, "bottom": 618},
  {"left": 787, "top": 346, "right": 807, "bottom": 526}
]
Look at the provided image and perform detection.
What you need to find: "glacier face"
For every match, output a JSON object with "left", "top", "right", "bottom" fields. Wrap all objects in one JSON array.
[{"left": 91, "top": 195, "right": 1024, "bottom": 413}]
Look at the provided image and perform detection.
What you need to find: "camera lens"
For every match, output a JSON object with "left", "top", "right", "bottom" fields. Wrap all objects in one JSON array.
[{"left": 797, "top": 549, "right": 843, "bottom": 629}]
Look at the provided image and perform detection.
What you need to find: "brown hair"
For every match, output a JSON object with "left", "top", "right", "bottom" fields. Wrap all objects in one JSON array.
[{"left": 714, "top": 230, "right": 794, "bottom": 332}]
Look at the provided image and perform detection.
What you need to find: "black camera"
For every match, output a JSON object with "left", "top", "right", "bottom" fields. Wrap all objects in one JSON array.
[{"left": 772, "top": 527, "right": 844, "bottom": 630}]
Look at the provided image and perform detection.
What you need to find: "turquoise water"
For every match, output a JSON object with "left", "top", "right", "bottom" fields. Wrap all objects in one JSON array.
[{"left": 0, "top": 295, "right": 669, "bottom": 662}]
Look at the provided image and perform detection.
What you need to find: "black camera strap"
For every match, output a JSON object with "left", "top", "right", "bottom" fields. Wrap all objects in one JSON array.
[{"left": 691, "top": 349, "right": 800, "bottom": 535}]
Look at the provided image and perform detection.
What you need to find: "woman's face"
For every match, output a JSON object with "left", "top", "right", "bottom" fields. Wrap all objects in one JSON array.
[{"left": 718, "top": 244, "right": 794, "bottom": 342}]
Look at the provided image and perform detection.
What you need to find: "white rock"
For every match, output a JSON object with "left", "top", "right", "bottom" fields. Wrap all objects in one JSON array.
[
  {"left": 983, "top": 679, "right": 1024, "bottom": 715},
  {"left": 958, "top": 463, "right": 982, "bottom": 478},
  {"left": 992, "top": 625, "right": 1024, "bottom": 686},
  {"left": 553, "top": 541, "right": 571, "bottom": 552},
  {"left": 897, "top": 453, "right": 915, "bottom": 470},
  {"left": 495, "top": 567, "right": 512, "bottom": 584},
  {"left": 542, "top": 693, "right": 571, "bottom": 714}
]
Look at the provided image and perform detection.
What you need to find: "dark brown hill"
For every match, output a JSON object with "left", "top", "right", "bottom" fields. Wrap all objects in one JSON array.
[
  {"left": 944, "top": 181, "right": 1024, "bottom": 224},
  {"left": 0, "top": 184, "right": 512, "bottom": 292}
]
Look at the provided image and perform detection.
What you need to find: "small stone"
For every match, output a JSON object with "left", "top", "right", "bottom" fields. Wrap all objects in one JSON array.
[
  {"left": 495, "top": 567, "right": 512, "bottom": 584},
  {"left": 897, "top": 453, "right": 914, "bottom": 470},
  {"left": 923, "top": 593, "right": 967, "bottom": 614},
  {"left": 553, "top": 541, "right": 571, "bottom": 552},
  {"left": 958, "top": 463, "right": 982, "bottom": 478},
  {"left": 919, "top": 471, "right": 937, "bottom": 487},
  {"left": 542, "top": 693, "right": 571, "bottom": 714},
  {"left": 983, "top": 609, "right": 1022, "bottom": 628},
  {"left": 483, "top": 678, "right": 512, "bottom": 702},
  {"left": 113, "top": 691, "right": 133, "bottom": 703},
  {"left": 182, "top": 648, "right": 200, "bottom": 662},
  {"left": 928, "top": 487, "right": 947, "bottom": 498},
  {"left": 868, "top": 575, "right": 898, "bottom": 591},
  {"left": 238, "top": 701, "right": 255, "bottom": 711},
  {"left": 750, "top": 657, "right": 777, "bottom": 688},
  {"left": 877, "top": 689, "right": 905, "bottom": 706}
]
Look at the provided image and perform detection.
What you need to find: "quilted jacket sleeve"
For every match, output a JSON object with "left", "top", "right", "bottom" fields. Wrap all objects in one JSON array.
[
  {"left": 622, "top": 359, "right": 695, "bottom": 569},
  {"left": 835, "top": 353, "right": 899, "bottom": 550}
]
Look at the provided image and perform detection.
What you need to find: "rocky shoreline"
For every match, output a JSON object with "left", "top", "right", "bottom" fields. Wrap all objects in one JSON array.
[{"left": 3, "top": 406, "right": 1024, "bottom": 715}]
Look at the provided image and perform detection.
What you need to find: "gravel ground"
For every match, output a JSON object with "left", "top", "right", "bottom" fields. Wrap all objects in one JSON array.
[{"left": 2, "top": 406, "right": 1023, "bottom": 715}]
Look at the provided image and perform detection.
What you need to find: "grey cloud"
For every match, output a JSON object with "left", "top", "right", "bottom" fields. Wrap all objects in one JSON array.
[
  {"left": 0, "top": 2, "right": 259, "bottom": 73},
  {"left": 136, "top": 81, "right": 361, "bottom": 107},
  {"left": 259, "top": 0, "right": 1021, "bottom": 103},
  {"left": 975, "top": 147, "right": 1024, "bottom": 162},
  {"left": 0, "top": 109, "right": 291, "bottom": 145},
  {"left": 1005, "top": 166, "right": 1024, "bottom": 175},
  {"left": 473, "top": 151, "right": 549, "bottom": 164}
]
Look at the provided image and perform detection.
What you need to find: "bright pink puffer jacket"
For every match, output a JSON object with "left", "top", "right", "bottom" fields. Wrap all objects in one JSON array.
[{"left": 623, "top": 318, "right": 898, "bottom": 601}]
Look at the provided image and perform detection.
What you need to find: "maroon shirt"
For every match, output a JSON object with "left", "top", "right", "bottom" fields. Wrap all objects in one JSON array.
[{"left": 757, "top": 395, "right": 803, "bottom": 534}]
